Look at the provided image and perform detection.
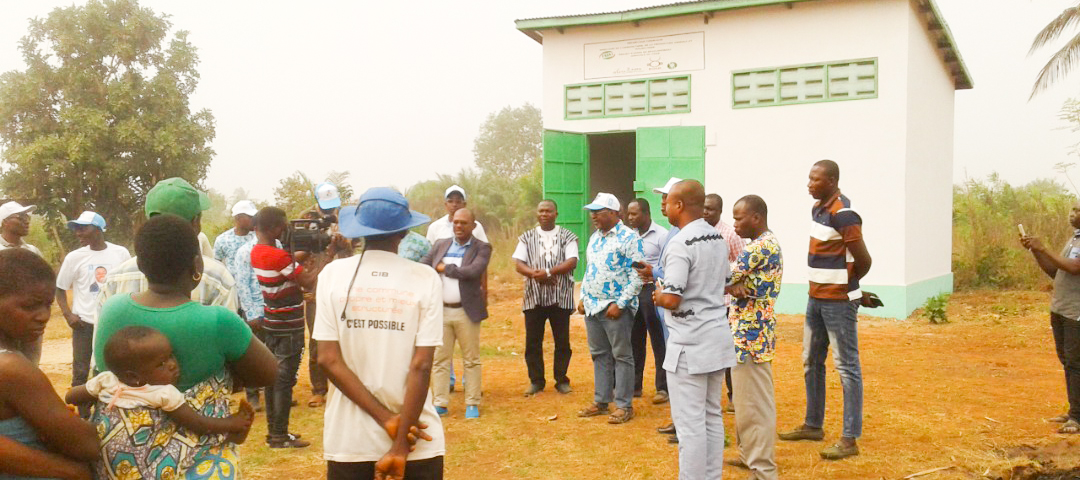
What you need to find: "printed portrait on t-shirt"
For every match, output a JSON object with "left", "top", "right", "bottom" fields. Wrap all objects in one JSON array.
[{"left": 89, "top": 265, "right": 107, "bottom": 294}]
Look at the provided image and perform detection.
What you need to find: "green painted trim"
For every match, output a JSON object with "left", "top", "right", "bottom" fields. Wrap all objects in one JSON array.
[
  {"left": 564, "top": 75, "right": 691, "bottom": 120},
  {"left": 516, "top": 0, "right": 817, "bottom": 31},
  {"left": 732, "top": 58, "right": 878, "bottom": 109},
  {"left": 773, "top": 273, "right": 954, "bottom": 320},
  {"left": 515, "top": 0, "right": 972, "bottom": 91}
]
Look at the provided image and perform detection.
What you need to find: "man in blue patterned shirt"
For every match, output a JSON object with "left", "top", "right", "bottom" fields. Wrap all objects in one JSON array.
[{"left": 576, "top": 193, "right": 645, "bottom": 424}]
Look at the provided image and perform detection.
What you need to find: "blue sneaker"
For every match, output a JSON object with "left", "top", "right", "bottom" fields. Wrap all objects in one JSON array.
[
  {"left": 435, "top": 406, "right": 448, "bottom": 416},
  {"left": 465, "top": 405, "right": 480, "bottom": 419}
]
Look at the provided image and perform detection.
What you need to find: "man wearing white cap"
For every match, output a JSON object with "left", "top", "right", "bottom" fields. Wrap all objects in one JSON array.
[
  {"left": 0, "top": 201, "right": 42, "bottom": 257},
  {"left": 425, "top": 185, "right": 488, "bottom": 244},
  {"left": 577, "top": 193, "right": 645, "bottom": 424},
  {"left": 55, "top": 211, "right": 131, "bottom": 415},
  {"left": 214, "top": 200, "right": 265, "bottom": 408},
  {"left": 0, "top": 201, "right": 44, "bottom": 363}
]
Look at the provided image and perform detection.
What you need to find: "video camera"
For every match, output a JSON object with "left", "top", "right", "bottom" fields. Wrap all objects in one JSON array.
[{"left": 284, "top": 213, "right": 336, "bottom": 254}]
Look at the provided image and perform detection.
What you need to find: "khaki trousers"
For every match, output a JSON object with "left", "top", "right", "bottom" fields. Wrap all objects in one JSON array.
[
  {"left": 433, "top": 307, "right": 482, "bottom": 406},
  {"left": 732, "top": 361, "right": 778, "bottom": 480}
]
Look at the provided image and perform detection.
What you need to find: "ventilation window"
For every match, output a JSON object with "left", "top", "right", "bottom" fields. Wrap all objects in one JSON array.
[
  {"left": 732, "top": 58, "right": 877, "bottom": 108},
  {"left": 565, "top": 76, "right": 691, "bottom": 119}
]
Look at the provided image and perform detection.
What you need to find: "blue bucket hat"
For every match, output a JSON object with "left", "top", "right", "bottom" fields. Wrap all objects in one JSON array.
[{"left": 338, "top": 187, "right": 430, "bottom": 238}]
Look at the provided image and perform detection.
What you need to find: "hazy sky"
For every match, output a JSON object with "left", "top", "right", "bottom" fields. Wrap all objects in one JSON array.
[{"left": 1, "top": 0, "right": 1078, "bottom": 202}]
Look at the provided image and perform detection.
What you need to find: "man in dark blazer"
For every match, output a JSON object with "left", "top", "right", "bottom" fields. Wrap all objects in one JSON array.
[{"left": 421, "top": 208, "right": 491, "bottom": 419}]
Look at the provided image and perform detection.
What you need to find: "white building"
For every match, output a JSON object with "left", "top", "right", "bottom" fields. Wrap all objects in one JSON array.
[{"left": 516, "top": 0, "right": 972, "bottom": 319}]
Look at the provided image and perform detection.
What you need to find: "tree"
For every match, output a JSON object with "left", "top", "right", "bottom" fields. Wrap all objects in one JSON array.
[
  {"left": 1030, "top": 3, "right": 1080, "bottom": 97},
  {"left": 0, "top": 0, "right": 215, "bottom": 245},
  {"left": 273, "top": 172, "right": 314, "bottom": 219},
  {"left": 472, "top": 103, "right": 542, "bottom": 179}
]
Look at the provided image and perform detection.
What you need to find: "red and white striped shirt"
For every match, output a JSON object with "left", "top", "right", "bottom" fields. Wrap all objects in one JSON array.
[{"left": 251, "top": 244, "right": 305, "bottom": 331}]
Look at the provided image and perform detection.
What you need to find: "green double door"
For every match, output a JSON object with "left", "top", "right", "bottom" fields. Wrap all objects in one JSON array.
[{"left": 542, "top": 126, "right": 706, "bottom": 279}]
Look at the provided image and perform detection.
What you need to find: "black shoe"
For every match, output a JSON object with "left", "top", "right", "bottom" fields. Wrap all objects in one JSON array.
[
  {"left": 657, "top": 423, "right": 676, "bottom": 435},
  {"left": 555, "top": 382, "right": 572, "bottom": 394},
  {"left": 524, "top": 384, "right": 544, "bottom": 396},
  {"left": 267, "top": 433, "right": 310, "bottom": 448}
]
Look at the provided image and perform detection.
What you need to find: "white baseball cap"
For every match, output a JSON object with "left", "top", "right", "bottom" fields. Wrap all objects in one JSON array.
[
  {"left": 584, "top": 192, "right": 620, "bottom": 212},
  {"left": 0, "top": 201, "right": 34, "bottom": 221},
  {"left": 231, "top": 200, "right": 258, "bottom": 217},
  {"left": 444, "top": 185, "right": 467, "bottom": 201},
  {"left": 66, "top": 211, "right": 107, "bottom": 231},
  {"left": 315, "top": 182, "right": 341, "bottom": 210},
  {"left": 653, "top": 177, "right": 683, "bottom": 195}
]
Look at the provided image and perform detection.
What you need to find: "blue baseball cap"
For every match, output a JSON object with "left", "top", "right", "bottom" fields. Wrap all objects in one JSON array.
[
  {"left": 66, "top": 211, "right": 107, "bottom": 232},
  {"left": 338, "top": 187, "right": 430, "bottom": 238},
  {"left": 315, "top": 182, "right": 342, "bottom": 210}
]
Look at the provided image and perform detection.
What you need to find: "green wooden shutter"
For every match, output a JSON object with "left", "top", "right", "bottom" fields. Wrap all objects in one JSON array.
[
  {"left": 633, "top": 126, "right": 706, "bottom": 228},
  {"left": 543, "top": 130, "right": 589, "bottom": 280}
]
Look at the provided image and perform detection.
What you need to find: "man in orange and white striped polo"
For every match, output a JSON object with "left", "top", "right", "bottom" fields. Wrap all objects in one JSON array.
[{"left": 779, "top": 159, "right": 873, "bottom": 461}]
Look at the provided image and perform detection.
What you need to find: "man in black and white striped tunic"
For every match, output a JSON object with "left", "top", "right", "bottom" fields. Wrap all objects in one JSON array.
[{"left": 513, "top": 199, "right": 579, "bottom": 396}]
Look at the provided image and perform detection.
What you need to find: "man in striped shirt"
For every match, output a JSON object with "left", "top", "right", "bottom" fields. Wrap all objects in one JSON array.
[
  {"left": 513, "top": 199, "right": 578, "bottom": 396},
  {"left": 780, "top": 159, "right": 872, "bottom": 461},
  {"left": 252, "top": 207, "right": 342, "bottom": 448}
]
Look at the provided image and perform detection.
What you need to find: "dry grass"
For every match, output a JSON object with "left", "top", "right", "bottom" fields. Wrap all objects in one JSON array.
[{"left": 34, "top": 285, "right": 1080, "bottom": 479}]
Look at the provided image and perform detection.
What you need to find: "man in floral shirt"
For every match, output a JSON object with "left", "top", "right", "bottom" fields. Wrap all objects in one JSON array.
[
  {"left": 576, "top": 192, "right": 645, "bottom": 425},
  {"left": 726, "top": 195, "right": 783, "bottom": 479}
]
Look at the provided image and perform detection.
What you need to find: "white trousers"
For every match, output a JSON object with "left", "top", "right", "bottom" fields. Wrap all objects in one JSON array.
[{"left": 667, "top": 352, "right": 726, "bottom": 480}]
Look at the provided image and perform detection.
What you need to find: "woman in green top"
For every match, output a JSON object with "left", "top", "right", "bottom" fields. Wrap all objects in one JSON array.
[{"left": 93, "top": 214, "right": 277, "bottom": 480}]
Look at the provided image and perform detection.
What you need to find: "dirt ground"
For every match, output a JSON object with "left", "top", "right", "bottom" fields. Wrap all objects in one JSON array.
[{"left": 35, "top": 279, "right": 1080, "bottom": 479}]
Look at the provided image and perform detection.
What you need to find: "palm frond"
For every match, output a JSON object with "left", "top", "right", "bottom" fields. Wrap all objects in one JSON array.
[
  {"left": 1030, "top": 4, "right": 1080, "bottom": 54},
  {"left": 1031, "top": 31, "right": 1080, "bottom": 98}
]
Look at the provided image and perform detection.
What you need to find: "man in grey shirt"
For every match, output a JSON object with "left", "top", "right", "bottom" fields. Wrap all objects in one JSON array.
[
  {"left": 1021, "top": 202, "right": 1080, "bottom": 434},
  {"left": 653, "top": 180, "right": 737, "bottom": 479}
]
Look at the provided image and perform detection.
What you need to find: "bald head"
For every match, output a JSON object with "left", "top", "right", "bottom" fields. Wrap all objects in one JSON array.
[
  {"left": 666, "top": 180, "right": 705, "bottom": 227},
  {"left": 452, "top": 208, "right": 476, "bottom": 243}
]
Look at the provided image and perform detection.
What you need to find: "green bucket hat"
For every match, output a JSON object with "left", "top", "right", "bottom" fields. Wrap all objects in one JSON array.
[{"left": 145, "top": 178, "right": 211, "bottom": 221}]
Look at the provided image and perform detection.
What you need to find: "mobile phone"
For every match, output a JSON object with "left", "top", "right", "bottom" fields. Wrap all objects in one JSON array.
[
  {"left": 865, "top": 292, "right": 884, "bottom": 308},
  {"left": 1018, "top": 224, "right": 1026, "bottom": 236}
]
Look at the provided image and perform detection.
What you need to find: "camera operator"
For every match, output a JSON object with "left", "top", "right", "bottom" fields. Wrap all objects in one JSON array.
[
  {"left": 297, "top": 182, "right": 354, "bottom": 408},
  {"left": 251, "top": 206, "right": 346, "bottom": 447}
]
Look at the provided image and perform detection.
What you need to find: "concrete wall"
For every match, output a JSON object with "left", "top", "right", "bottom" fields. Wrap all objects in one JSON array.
[{"left": 537, "top": 0, "right": 957, "bottom": 317}]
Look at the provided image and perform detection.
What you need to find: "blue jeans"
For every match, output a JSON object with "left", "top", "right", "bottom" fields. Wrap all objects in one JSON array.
[
  {"left": 803, "top": 298, "right": 862, "bottom": 439},
  {"left": 263, "top": 330, "right": 305, "bottom": 436},
  {"left": 585, "top": 306, "right": 635, "bottom": 409}
]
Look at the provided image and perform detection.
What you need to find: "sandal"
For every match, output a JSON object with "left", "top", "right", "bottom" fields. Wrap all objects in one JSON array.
[
  {"left": 578, "top": 403, "right": 610, "bottom": 418},
  {"left": 1048, "top": 414, "right": 1071, "bottom": 423},
  {"left": 308, "top": 394, "right": 326, "bottom": 408},
  {"left": 1059, "top": 418, "right": 1080, "bottom": 434},
  {"left": 607, "top": 408, "right": 634, "bottom": 424}
]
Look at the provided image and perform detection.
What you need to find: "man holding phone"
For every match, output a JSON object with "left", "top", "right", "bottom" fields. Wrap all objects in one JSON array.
[
  {"left": 577, "top": 193, "right": 645, "bottom": 424},
  {"left": 626, "top": 198, "right": 669, "bottom": 403},
  {"left": 1020, "top": 206, "right": 1080, "bottom": 435}
]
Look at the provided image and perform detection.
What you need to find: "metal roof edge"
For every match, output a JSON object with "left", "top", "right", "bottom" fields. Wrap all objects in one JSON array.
[
  {"left": 514, "top": 0, "right": 973, "bottom": 90},
  {"left": 923, "top": 0, "right": 973, "bottom": 90}
]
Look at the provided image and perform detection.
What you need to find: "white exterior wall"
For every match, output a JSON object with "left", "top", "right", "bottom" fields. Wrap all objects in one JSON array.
[
  {"left": 904, "top": 1, "right": 955, "bottom": 285},
  {"left": 538, "top": 0, "right": 955, "bottom": 293}
]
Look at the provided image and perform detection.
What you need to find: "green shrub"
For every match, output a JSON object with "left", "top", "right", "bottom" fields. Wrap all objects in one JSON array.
[{"left": 923, "top": 293, "right": 951, "bottom": 324}]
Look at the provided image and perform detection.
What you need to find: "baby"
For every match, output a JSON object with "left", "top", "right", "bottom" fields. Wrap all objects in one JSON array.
[{"left": 65, "top": 325, "right": 254, "bottom": 443}]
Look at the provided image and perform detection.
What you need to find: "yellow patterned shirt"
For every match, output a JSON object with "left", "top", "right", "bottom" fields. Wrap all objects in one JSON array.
[{"left": 729, "top": 230, "right": 783, "bottom": 363}]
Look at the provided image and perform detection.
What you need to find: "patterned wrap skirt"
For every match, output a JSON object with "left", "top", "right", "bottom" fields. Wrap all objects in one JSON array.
[{"left": 90, "top": 370, "right": 241, "bottom": 480}]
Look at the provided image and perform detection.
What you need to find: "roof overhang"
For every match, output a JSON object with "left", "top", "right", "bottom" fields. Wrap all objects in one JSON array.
[{"left": 515, "top": 0, "right": 972, "bottom": 90}]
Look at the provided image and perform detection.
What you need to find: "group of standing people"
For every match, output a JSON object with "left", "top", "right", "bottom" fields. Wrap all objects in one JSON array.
[
  {"left": 5, "top": 156, "right": 1078, "bottom": 480},
  {"left": 509, "top": 160, "right": 873, "bottom": 480}
]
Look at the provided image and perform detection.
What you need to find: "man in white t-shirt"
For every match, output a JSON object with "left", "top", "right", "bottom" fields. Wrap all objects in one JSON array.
[
  {"left": 425, "top": 185, "right": 488, "bottom": 243},
  {"left": 55, "top": 211, "right": 132, "bottom": 416},
  {"left": 314, "top": 187, "right": 445, "bottom": 480}
]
